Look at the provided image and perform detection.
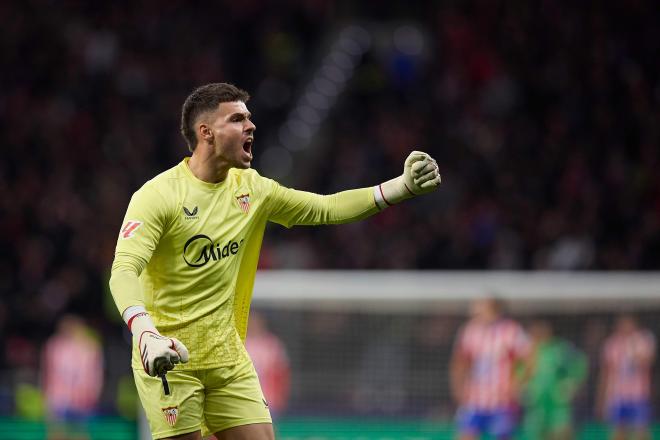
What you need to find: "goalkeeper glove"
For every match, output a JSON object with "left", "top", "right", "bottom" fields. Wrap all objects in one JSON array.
[
  {"left": 124, "top": 306, "right": 189, "bottom": 376},
  {"left": 374, "top": 150, "right": 441, "bottom": 209}
]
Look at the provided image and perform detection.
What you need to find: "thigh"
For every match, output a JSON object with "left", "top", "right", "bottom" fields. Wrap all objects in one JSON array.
[
  {"left": 161, "top": 432, "right": 202, "bottom": 440},
  {"left": 214, "top": 423, "right": 274, "bottom": 440},
  {"left": 489, "top": 408, "right": 516, "bottom": 439},
  {"left": 202, "top": 359, "right": 272, "bottom": 435},
  {"left": 133, "top": 368, "right": 205, "bottom": 440},
  {"left": 456, "top": 406, "right": 484, "bottom": 437},
  {"left": 522, "top": 406, "right": 545, "bottom": 439},
  {"left": 630, "top": 401, "right": 651, "bottom": 430},
  {"left": 547, "top": 404, "right": 572, "bottom": 433},
  {"left": 607, "top": 402, "right": 625, "bottom": 427}
]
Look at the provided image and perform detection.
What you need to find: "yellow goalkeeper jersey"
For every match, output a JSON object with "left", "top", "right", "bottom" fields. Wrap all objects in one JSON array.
[{"left": 110, "top": 158, "right": 378, "bottom": 370}]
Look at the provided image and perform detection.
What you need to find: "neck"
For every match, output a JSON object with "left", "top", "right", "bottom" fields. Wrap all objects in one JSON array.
[{"left": 188, "top": 148, "right": 230, "bottom": 183}]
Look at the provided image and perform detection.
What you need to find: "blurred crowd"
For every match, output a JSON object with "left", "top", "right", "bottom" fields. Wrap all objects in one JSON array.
[
  {"left": 292, "top": 1, "right": 660, "bottom": 271},
  {"left": 0, "top": 0, "right": 659, "bottom": 429}
]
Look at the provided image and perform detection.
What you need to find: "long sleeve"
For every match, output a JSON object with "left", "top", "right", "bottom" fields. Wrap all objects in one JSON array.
[
  {"left": 267, "top": 184, "right": 379, "bottom": 228},
  {"left": 109, "top": 255, "right": 146, "bottom": 315},
  {"left": 109, "top": 183, "right": 173, "bottom": 315}
]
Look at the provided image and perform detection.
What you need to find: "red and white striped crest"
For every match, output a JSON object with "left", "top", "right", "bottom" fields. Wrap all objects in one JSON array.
[
  {"left": 162, "top": 406, "right": 178, "bottom": 427},
  {"left": 236, "top": 194, "right": 250, "bottom": 214}
]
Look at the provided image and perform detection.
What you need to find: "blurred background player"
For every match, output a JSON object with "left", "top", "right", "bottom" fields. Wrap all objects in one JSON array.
[
  {"left": 450, "top": 298, "right": 529, "bottom": 440},
  {"left": 519, "top": 319, "right": 587, "bottom": 440},
  {"left": 41, "top": 314, "right": 104, "bottom": 440},
  {"left": 245, "top": 312, "right": 291, "bottom": 419},
  {"left": 597, "top": 314, "right": 656, "bottom": 440}
]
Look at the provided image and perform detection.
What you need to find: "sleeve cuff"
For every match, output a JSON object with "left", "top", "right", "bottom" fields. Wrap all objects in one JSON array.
[{"left": 373, "top": 184, "right": 392, "bottom": 210}]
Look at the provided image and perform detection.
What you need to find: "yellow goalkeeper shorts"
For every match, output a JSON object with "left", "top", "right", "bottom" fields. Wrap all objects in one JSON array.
[{"left": 133, "top": 357, "right": 272, "bottom": 439}]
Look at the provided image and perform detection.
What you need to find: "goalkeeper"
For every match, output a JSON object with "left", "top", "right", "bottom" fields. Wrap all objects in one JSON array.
[
  {"left": 109, "top": 82, "right": 441, "bottom": 440},
  {"left": 519, "top": 320, "right": 587, "bottom": 440}
]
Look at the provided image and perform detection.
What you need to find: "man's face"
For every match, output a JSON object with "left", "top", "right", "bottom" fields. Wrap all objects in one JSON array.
[
  {"left": 616, "top": 316, "right": 637, "bottom": 335},
  {"left": 470, "top": 298, "right": 500, "bottom": 323},
  {"left": 529, "top": 321, "right": 552, "bottom": 343},
  {"left": 205, "top": 100, "right": 256, "bottom": 169}
]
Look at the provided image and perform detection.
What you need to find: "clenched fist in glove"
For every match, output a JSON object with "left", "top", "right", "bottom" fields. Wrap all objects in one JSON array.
[{"left": 374, "top": 151, "right": 441, "bottom": 209}]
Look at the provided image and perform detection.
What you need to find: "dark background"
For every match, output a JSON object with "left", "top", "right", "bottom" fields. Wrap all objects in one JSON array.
[{"left": 0, "top": 0, "right": 658, "bottom": 423}]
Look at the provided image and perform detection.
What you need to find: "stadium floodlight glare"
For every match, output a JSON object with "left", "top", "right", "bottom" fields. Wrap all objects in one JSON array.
[
  {"left": 295, "top": 105, "right": 322, "bottom": 125},
  {"left": 321, "top": 64, "right": 348, "bottom": 84},
  {"left": 326, "top": 51, "right": 354, "bottom": 70},
  {"left": 303, "top": 91, "right": 332, "bottom": 110},
  {"left": 313, "top": 77, "right": 340, "bottom": 97},
  {"left": 340, "top": 25, "right": 371, "bottom": 51},
  {"left": 335, "top": 37, "right": 362, "bottom": 56},
  {"left": 287, "top": 118, "right": 313, "bottom": 141},
  {"left": 272, "top": 24, "right": 371, "bottom": 160}
]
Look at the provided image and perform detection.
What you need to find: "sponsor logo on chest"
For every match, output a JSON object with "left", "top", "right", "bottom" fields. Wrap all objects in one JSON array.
[
  {"left": 179, "top": 191, "right": 253, "bottom": 267},
  {"left": 183, "top": 205, "right": 199, "bottom": 220},
  {"left": 182, "top": 234, "right": 245, "bottom": 268}
]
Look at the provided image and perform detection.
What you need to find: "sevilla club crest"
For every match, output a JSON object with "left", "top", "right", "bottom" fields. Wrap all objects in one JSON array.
[
  {"left": 162, "top": 406, "right": 178, "bottom": 427},
  {"left": 236, "top": 194, "right": 250, "bottom": 214}
]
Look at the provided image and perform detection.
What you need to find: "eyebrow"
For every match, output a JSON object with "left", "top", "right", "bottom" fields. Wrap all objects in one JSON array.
[{"left": 228, "top": 111, "right": 252, "bottom": 120}]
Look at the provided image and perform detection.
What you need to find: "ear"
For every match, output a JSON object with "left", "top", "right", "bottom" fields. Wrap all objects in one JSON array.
[{"left": 198, "top": 122, "right": 214, "bottom": 144}]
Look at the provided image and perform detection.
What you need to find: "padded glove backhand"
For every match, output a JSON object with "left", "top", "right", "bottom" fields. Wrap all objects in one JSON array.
[
  {"left": 403, "top": 150, "right": 441, "bottom": 195},
  {"left": 375, "top": 150, "right": 441, "bottom": 209}
]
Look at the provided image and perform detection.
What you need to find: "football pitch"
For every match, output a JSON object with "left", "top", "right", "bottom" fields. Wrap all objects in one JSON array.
[{"left": 2, "top": 417, "right": 660, "bottom": 440}]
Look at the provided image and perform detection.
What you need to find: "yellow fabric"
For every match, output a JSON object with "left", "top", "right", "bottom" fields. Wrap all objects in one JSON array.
[
  {"left": 110, "top": 158, "right": 378, "bottom": 370},
  {"left": 133, "top": 358, "right": 271, "bottom": 439},
  {"left": 109, "top": 268, "right": 143, "bottom": 311}
]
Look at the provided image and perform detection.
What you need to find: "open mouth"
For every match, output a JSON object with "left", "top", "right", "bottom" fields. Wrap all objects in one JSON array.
[{"left": 243, "top": 138, "right": 253, "bottom": 156}]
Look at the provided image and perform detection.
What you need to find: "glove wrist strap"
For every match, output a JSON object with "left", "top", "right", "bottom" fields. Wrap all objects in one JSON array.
[
  {"left": 375, "top": 176, "right": 416, "bottom": 209},
  {"left": 123, "top": 305, "right": 159, "bottom": 337}
]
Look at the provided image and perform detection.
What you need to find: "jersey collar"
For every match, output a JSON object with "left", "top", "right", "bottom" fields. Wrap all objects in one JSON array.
[{"left": 180, "top": 158, "right": 229, "bottom": 190}]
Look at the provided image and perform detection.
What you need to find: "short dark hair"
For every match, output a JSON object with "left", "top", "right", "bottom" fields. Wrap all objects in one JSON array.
[{"left": 180, "top": 83, "right": 250, "bottom": 152}]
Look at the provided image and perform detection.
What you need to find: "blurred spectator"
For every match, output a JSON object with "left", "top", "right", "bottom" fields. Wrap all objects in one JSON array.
[
  {"left": 597, "top": 315, "right": 656, "bottom": 440},
  {"left": 41, "top": 315, "right": 103, "bottom": 439},
  {"left": 450, "top": 298, "right": 530, "bottom": 440},
  {"left": 246, "top": 312, "right": 291, "bottom": 418},
  {"left": 519, "top": 319, "right": 587, "bottom": 440}
]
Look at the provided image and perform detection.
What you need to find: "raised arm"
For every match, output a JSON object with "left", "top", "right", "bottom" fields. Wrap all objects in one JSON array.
[{"left": 268, "top": 150, "right": 441, "bottom": 227}]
